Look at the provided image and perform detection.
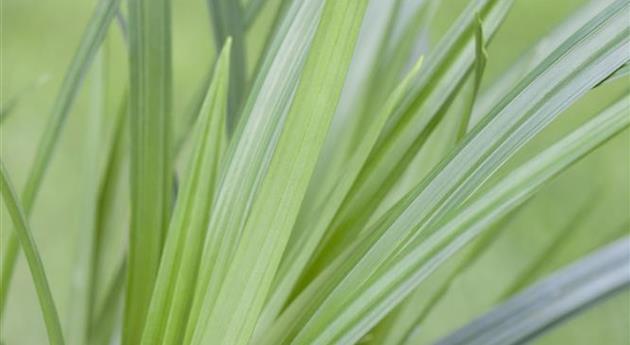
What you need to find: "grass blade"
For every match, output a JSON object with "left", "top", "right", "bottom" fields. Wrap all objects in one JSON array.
[
  {"left": 0, "top": 0, "right": 120, "bottom": 316},
  {"left": 307, "top": 94, "right": 630, "bottom": 344},
  {"left": 373, "top": 208, "right": 522, "bottom": 345},
  {"left": 124, "top": 0, "right": 173, "bottom": 342},
  {"left": 208, "top": 0, "right": 246, "bottom": 131},
  {"left": 436, "top": 236, "right": 630, "bottom": 345},
  {"left": 65, "top": 44, "right": 107, "bottom": 345},
  {"left": 472, "top": 0, "right": 615, "bottom": 126},
  {"left": 303, "top": 0, "right": 514, "bottom": 275},
  {"left": 261, "top": 2, "right": 630, "bottom": 340},
  {"left": 253, "top": 55, "right": 425, "bottom": 339},
  {"left": 139, "top": 38, "right": 231, "bottom": 345},
  {"left": 181, "top": 1, "right": 325, "bottom": 341},
  {"left": 457, "top": 12, "right": 488, "bottom": 140},
  {"left": 0, "top": 161, "right": 65, "bottom": 345},
  {"left": 188, "top": 1, "right": 368, "bottom": 344},
  {"left": 597, "top": 62, "right": 629, "bottom": 87}
]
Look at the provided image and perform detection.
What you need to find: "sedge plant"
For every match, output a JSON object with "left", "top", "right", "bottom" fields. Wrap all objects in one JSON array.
[{"left": 1, "top": 0, "right": 629, "bottom": 344}]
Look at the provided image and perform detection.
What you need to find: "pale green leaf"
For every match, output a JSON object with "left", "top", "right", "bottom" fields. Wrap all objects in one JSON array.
[
  {"left": 0, "top": 160, "right": 65, "bottom": 345},
  {"left": 181, "top": 1, "right": 325, "bottom": 342},
  {"left": 208, "top": 0, "right": 246, "bottom": 130},
  {"left": 253, "top": 55, "right": 425, "bottom": 339},
  {"left": 188, "top": 1, "right": 368, "bottom": 344},
  {"left": 436, "top": 236, "right": 630, "bottom": 345},
  {"left": 66, "top": 45, "right": 107, "bottom": 345},
  {"left": 261, "top": 3, "right": 629, "bottom": 342},
  {"left": 124, "top": 0, "right": 173, "bottom": 342},
  {"left": 304, "top": 0, "right": 514, "bottom": 275},
  {"left": 457, "top": 12, "right": 488, "bottom": 140},
  {"left": 139, "top": 38, "right": 230, "bottom": 345}
]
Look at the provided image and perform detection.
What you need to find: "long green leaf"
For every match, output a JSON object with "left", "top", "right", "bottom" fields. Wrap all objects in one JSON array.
[
  {"left": 293, "top": 93, "right": 630, "bottom": 345},
  {"left": 253, "top": 55, "right": 425, "bottom": 339},
  {"left": 208, "top": 0, "right": 246, "bottom": 131},
  {"left": 373, "top": 208, "right": 522, "bottom": 345},
  {"left": 261, "top": 2, "right": 630, "bottom": 342},
  {"left": 181, "top": 1, "right": 325, "bottom": 342},
  {"left": 0, "top": 0, "right": 119, "bottom": 316},
  {"left": 303, "top": 0, "right": 514, "bottom": 276},
  {"left": 385, "top": 197, "right": 594, "bottom": 345},
  {"left": 0, "top": 161, "right": 65, "bottom": 345},
  {"left": 124, "top": 0, "right": 173, "bottom": 342},
  {"left": 472, "top": 0, "right": 615, "bottom": 126},
  {"left": 187, "top": 1, "right": 368, "bottom": 344},
  {"left": 139, "top": 38, "right": 230, "bottom": 345},
  {"left": 436, "top": 236, "right": 630, "bottom": 345},
  {"left": 368, "top": 34, "right": 490, "bottom": 339},
  {"left": 457, "top": 12, "right": 488, "bottom": 140},
  {"left": 66, "top": 44, "right": 107, "bottom": 345}
]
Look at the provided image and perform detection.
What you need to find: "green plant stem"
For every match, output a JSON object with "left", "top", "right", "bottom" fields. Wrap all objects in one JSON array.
[
  {"left": 0, "top": 160, "right": 65, "bottom": 345},
  {"left": 124, "top": 0, "right": 173, "bottom": 342}
]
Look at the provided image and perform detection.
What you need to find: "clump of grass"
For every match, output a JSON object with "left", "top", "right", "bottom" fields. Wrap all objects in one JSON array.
[{"left": 1, "top": 0, "right": 629, "bottom": 344}]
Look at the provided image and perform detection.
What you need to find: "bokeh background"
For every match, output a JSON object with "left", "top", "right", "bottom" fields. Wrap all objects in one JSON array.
[{"left": 1, "top": 0, "right": 628, "bottom": 343}]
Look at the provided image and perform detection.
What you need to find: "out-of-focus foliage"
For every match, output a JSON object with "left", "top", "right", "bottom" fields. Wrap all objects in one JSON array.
[{"left": 0, "top": 0, "right": 628, "bottom": 344}]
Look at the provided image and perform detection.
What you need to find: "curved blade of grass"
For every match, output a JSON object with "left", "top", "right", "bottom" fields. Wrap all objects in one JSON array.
[
  {"left": 369, "top": 45, "right": 492, "bottom": 341},
  {"left": 181, "top": 1, "right": 325, "bottom": 342},
  {"left": 88, "top": 91, "right": 128, "bottom": 331},
  {"left": 289, "top": 93, "right": 627, "bottom": 345},
  {"left": 387, "top": 0, "right": 440, "bottom": 83},
  {"left": 0, "top": 161, "right": 65, "bottom": 345},
  {"left": 124, "top": 0, "right": 173, "bottom": 342},
  {"left": 344, "top": 0, "right": 403, "bottom": 150},
  {"left": 208, "top": 0, "right": 246, "bottom": 131},
  {"left": 596, "top": 62, "right": 629, "bottom": 87},
  {"left": 262, "top": 3, "right": 630, "bottom": 341},
  {"left": 436, "top": 236, "right": 630, "bottom": 345},
  {"left": 78, "top": 89, "right": 129, "bottom": 345},
  {"left": 65, "top": 44, "right": 107, "bottom": 345},
  {"left": 472, "top": 0, "right": 615, "bottom": 126},
  {"left": 0, "top": 0, "right": 119, "bottom": 316},
  {"left": 304, "top": 0, "right": 514, "bottom": 276},
  {"left": 457, "top": 12, "right": 488, "bottom": 140},
  {"left": 188, "top": 1, "right": 368, "bottom": 344},
  {"left": 298, "top": 0, "right": 410, "bottom": 222},
  {"left": 289, "top": 93, "right": 630, "bottom": 345},
  {"left": 174, "top": 65, "right": 214, "bottom": 154},
  {"left": 385, "top": 196, "right": 595, "bottom": 345},
  {"left": 252, "top": 55, "right": 425, "bottom": 339},
  {"left": 316, "top": 0, "right": 400, "bottom": 177},
  {"left": 373, "top": 207, "right": 522, "bottom": 345},
  {"left": 139, "top": 39, "right": 230, "bottom": 345}
]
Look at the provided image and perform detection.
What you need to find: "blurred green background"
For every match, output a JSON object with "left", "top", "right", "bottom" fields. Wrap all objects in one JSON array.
[{"left": 1, "top": 0, "right": 628, "bottom": 343}]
